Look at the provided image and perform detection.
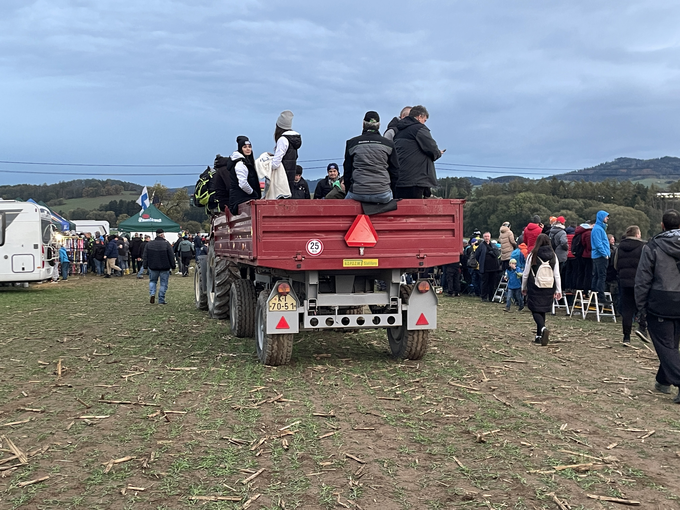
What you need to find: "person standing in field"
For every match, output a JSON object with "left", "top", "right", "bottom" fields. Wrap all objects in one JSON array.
[
  {"left": 103, "top": 234, "right": 122, "bottom": 278},
  {"left": 615, "top": 225, "right": 647, "bottom": 344},
  {"left": 635, "top": 209, "right": 680, "bottom": 402},
  {"left": 522, "top": 234, "right": 562, "bottom": 346},
  {"left": 143, "top": 228, "right": 176, "bottom": 305},
  {"left": 499, "top": 222, "right": 517, "bottom": 272}
]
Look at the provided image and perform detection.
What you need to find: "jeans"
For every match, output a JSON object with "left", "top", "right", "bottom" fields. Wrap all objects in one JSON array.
[
  {"left": 149, "top": 269, "right": 170, "bottom": 304},
  {"left": 505, "top": 288, "right": 524, "bottom": 310},
  {"left": 137, "top": 266, "right": 148, "bottom": 278},
  {"left": 60, "top": 261, "right": 70, "bottom": 280},
  {"left": 94, "top": 259, "right": 103, "bottom": 275},
  {"left": 591, "top": 257, "right": 608, "bottom": 300},
  {"left": 118, "top": 256, "right": 128, "bottom": 271},
  {"left": 345, "top": 190, "right": 393, "bottom": 204}
]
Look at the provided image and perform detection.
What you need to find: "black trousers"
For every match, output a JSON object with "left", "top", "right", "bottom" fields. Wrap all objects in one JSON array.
[
  {"left": 532, "top": 312, "right": 546, "bottom": 335},
  {"left": 648, "top": 314, "right": 680, "bottom": 387},
  {"left": 575, "top": 257, "right": 592, "bottom": 291},
  {"left": 481, "top": 271, "right": 500, "bottom": 301},
  {"left": 444, "top": 262, "right": 461, "bottom": 294},
  {"left": 395, "top": 186, "right": 430, "bottom": 199}
]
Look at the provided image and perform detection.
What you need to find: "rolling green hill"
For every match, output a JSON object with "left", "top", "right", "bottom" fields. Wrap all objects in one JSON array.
[{"left": 56, "top": 191, "right": 140, "bottom": 212}]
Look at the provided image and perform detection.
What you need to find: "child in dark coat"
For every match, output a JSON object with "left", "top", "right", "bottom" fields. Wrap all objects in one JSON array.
[{"left": 504, "top": 258, "right": 524, "bottom": 312}]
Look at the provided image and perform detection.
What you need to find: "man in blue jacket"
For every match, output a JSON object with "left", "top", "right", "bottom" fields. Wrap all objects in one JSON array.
[
  {"left": 58, "top": 244, "right": 70, "bottom": 281},
  {"left": 590, "top": 210, "right": 611, "bottom": 303}
]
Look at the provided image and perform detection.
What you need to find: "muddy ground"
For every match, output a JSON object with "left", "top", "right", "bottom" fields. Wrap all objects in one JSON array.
[{"left": 0, "top": 274, "right": 678, "bottom": 509}]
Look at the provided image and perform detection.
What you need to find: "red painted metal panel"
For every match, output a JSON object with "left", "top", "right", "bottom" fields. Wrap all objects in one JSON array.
[{"left": 213, "top": 199, "right": 464, "bottom": 271}]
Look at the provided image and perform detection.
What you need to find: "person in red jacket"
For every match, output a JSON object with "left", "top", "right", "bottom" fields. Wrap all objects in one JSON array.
[{"left": 522, "top": 215, "right": 544, "bottom": 252}]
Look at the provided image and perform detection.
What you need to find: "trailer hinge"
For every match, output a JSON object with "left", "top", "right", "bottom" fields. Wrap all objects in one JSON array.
[
  {"left": 294, "top": 252, "right": 304, "bottom": 261},
  {"left": 416, "top": 252, "right": 427, "bottom": 259}
]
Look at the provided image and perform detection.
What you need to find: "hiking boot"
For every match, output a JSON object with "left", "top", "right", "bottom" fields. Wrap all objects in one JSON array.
[
  {"left": 622, "top": 335, "right": 631, "bottom": 344},
  {"left": 533, "top": 335, "right": 541, "bottom": 344},
  {"left": 635, "top": 330, "right": 651, "bottom": 344},
  {"left": 540, "top": 327, "right": 550, "bottom": 346},
  {"left": 655, "top": 381, "right": 671, "bottom": 394},
  {"left": 150, "top": 295, "right": 155, "bottom": 304},
  {"left": 504, "top": 308, "right": 510, "bottom": 312}
]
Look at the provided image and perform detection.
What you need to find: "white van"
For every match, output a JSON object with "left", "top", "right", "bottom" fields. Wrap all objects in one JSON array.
[
  {"left": 0, "top": 200, "right": 57, "bottom": 285},
  {"left": 73, "top": 220, "right": 110, "bottom": 236}
]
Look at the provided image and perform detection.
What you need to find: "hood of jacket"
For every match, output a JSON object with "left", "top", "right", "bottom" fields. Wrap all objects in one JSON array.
[
  {"left": 596, "top": 210, "right": 609, "bottom": 229},
  {"left": 386, "top": 117, "right": 400, "bottom": 131},
  {"left": 653, "top": 229, "right": 680, "bottom": 260},
  {"left": 574, "top": 224, "right": 592, "bottom": 236},
  {"left": 396, "top": 115, "right": 422, "bottom": 132},
  {"left": 524, "top": 222, "right": 542, "bottom": 235},
  {"left": 550, "top": 224, "right": 565, "bottom": 235},
  {"left": 281, "top": 130, "right": 302, "bottom": 150},
  {"left": 500, "top": 225, "right": 510, "bottom": 235},
  {"left": 230, "top": 151, "right": 244, "bottom": 161},
  {"left": 618, "top": 236, "right": 645, "bottom": 254}
]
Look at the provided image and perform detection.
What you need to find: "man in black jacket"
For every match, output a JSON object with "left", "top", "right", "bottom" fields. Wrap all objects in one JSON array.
[
  {"left": 143, "top": 229, "right": 176, "bottom": 304},
  {"left": 136, "top": 235, "right": 151, "bottom": 278},
  {"left": 129, "top": 234, "right": 143, "bottom": 273},
  {"left": 343, "top": 111, "right": 399, "bottom": 204},
  {"left": 476, "top": 232, "right": 502, "bottom": 302},
  {"left": 393, "top": 105, "right": 444, "bottom": 199},
  {"left": 635, "top": 209, "right": 680, "bottom": 402},
  {"left": 313, "top": 163, "right": 340, "bottom": 199}
]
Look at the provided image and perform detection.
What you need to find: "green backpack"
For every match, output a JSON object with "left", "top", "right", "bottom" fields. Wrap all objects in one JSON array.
[{"left": 193, "top": 166, "right": 214, "bottom": 207}]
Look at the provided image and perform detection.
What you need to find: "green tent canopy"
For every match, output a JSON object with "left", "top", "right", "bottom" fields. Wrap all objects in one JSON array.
[{"left": 117, "top": 205, "right": 181, "bottom": 233}]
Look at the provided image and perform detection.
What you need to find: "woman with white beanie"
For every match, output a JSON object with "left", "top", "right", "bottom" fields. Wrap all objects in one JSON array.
[{"left": 272, "top": 110, "right": 302, "bottom": 194}]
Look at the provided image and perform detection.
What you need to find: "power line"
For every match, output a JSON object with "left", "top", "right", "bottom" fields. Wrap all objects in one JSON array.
[{"left": 436, "top": 161, "right": 577, "bottom": 171}]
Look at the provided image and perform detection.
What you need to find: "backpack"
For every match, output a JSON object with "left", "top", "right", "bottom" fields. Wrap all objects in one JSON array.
[
  {"left": 571, "top": 232, "right": 584, "bottom": 257},
  {"left": 467, "top": 245, "right": 479, "bottom": 269},
  {"left": 532, "top": 257, "right": 555, "bottom": 289},
  {"left": 193, "top": 166, "right": 215, "bottom": 207}
]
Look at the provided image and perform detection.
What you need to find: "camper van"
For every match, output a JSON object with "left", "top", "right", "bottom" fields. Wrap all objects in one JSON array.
[{"left": 0, "top": 200, "right": 57, "bottom": 285}]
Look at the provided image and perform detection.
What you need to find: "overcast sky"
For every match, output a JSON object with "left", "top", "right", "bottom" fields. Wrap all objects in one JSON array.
[{"left": 1, "top": 0, "right": 679, "bottom": 189}]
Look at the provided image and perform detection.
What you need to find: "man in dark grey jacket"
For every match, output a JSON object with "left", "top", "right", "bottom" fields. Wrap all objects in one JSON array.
[
  {"left": 143, "top": 228, "right": 176, "bottom": 305},
  {"left": 343, "top": 111, "right": 399, "bottom": 204},
  {"left": 635, "top": 209, "right": 680, "bottom": 402},
  {"left": 393, "top": 105, "right": 444, "bottom": 199}
]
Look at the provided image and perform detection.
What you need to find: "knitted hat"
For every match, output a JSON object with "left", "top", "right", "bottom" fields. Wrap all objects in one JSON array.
[
  {"left": 509, "top": 258, "right": 517, "bottom": 264},
  {"left": 236, "top": 135, "right": 251, "bottom": 152},
  {"left": 156, "top": 228, "right": 164, "bottom": 235},
  {"left": 276, "top": 110, "right": 294, "bottom": 130},
  {"left": 532, "top": 215, "right": 541, "bottom": 223},
  {"left": 556, "top": 216, "right": 565, "bottom": 224},
  {"left": 327, "top": 163, "right": 339, "bottom": 172}
]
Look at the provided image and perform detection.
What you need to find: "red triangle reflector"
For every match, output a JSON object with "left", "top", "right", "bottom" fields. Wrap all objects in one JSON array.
[
  {"left": 415, "top": 313, "right": 429, "bottom": 326},
  {"left": 276, "top": 317, "right": 290, "bottom": 329},
  {"left": 344, "top": 214, "right": 379, "bottom": 247}
]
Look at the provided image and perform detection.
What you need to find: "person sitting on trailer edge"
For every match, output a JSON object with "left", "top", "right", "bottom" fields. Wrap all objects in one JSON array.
[
  {"left": 291, "top": 165, "right": 310, "bottom": 199},
  {"left": 325, "top": 176, "right": 347, "bottom": 199},
  {"left": 343, "top": 110, "right": 399, "bottom": 204},
  {"left": 209, "top": 154, "right": 231, "bottom": 213},
  {"left": 314, "top": 163, "right": 340, "bottom": 199},
  {"left": 228, "top": 136, "right": 262, "bottom": 215}
]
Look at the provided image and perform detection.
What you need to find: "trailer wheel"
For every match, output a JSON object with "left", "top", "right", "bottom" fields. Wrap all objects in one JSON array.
[
  {"left": 229, "top": 278, "right": 257, "bottom": 337},
  {"left": 256, "top": 291, "right": 293, "bottom": 366},
  {"left": 387, "top": 285, "right": 429, "bottom": 360},
  {"left": 206, "top": 242, "right": 231, "bottom": 319},
  {"left": 194, "top": 256, "right": 208, "bottom": 310}
]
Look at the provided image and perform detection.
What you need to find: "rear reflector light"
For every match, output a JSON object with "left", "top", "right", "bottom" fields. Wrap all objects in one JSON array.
[
  {"left": 277, "top": 282, "right": 291, "bottom": 296},
  {"left": 416, "top": 281, "right": 430, "bottom": 293}
]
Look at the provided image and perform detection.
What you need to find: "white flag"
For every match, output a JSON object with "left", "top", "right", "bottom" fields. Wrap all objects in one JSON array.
[{"left": 136, "top": 186, "right": 150, "bottom": 210}]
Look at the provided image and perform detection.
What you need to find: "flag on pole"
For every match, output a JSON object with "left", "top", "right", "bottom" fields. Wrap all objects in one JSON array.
[{"left": 136, "top": 186, "right": 150, "bottom": 210}]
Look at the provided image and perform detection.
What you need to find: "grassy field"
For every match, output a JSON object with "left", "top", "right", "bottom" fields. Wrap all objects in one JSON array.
[
  {"left": 1, "top": 273, "right": 679, "bottom": 509},
  {"left": 55, "top": 191, "right": 140, "bottom": 213}
]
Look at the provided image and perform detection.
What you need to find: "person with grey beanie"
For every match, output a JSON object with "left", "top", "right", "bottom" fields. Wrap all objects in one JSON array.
[{"left": 272, "top": 110, "right": 302, "bottom": 194}]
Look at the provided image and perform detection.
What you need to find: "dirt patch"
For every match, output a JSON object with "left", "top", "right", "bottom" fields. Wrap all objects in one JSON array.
[{"left": 0, "top": 276, "right": 678, "bottom": 509}]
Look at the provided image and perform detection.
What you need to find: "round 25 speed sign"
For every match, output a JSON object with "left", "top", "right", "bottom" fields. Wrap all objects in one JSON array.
[{"left": 306, "top": 239, "right": 324, "bottom": 256}]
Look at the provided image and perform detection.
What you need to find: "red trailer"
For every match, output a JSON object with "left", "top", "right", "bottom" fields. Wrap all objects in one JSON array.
[{"left": 194, "top": 199, "right": 464, "bottom": 365}]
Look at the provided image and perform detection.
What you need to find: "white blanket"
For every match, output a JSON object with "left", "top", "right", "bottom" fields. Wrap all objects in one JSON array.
[{"left": 255, "top": 152, "right": 291, "bottom": 199}]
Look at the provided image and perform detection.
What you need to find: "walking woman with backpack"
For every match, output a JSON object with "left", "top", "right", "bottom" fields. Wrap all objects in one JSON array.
[{"left": 522, "top": 234, "right": 562, "bottom": 346}]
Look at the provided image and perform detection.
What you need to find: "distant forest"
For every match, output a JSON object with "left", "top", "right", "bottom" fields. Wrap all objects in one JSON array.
[
  {"left": 2, "top": 174, "right": 680, "bottom": 237},
  {"left": 0, "top": 179, "right": 142, "bottom": 204}
]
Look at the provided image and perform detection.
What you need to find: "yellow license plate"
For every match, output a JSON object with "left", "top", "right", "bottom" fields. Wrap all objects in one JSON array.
[
  {"left": 268, "top": 294, "right": 297, "bottom": 312},
  {"left": 342, "top": 259, "right": 379, "bottom": 267}
]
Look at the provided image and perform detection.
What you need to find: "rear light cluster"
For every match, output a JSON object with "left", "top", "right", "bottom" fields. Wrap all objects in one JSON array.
[
  {"left": 276, "top": 282, "right": 291, "bottom": 296},
  {"left": 416, "top": 281, "right": 431, "bottom": 293}
]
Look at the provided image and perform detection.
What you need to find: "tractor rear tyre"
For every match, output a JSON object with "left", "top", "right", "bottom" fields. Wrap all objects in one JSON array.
[
  {"left": 387, "top": 285, "right": 429, "bottom": 360},
  {"left": 194, "top": 255, "right": 208, "bottom": 310},
  {"left": 255, "top": 291, "right": 294, "bottom": 366},
  {"left": 206, "top": 242, "right": 232, "bottom": 320},
  {"left": 229, "top": 278, "right": 257, "bottom": 337}
]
